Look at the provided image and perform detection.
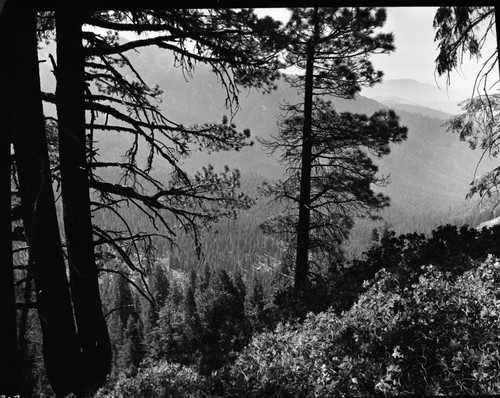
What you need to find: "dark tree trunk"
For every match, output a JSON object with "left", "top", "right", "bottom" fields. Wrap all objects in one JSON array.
[
  {"left": 294, "top": 42, "right": 314, "bottom": 289},
  {"left": 55, "top": 6, "right": 112, "bottom": 392},
  {"left": 496, "top": 7, "right": 500, "bottom": 81},
  {"left": 294, "top": 10, "right": 318, "bottom": 289},
  {"left": 3, "top": 3, "right": 81, "bottom": 397},
  {"left": 0, "top": 4, "right": 20, "bottom": 394}
]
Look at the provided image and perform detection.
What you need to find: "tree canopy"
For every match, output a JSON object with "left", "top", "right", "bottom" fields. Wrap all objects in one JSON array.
[
  {"left": 434, "top": 6, "right": 497, "bottom": 94},
  {"left": 434, "top": 6, "right": 499, "bottom": 209}
]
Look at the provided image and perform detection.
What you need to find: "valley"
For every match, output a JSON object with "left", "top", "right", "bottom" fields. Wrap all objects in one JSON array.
[{"left": 80, "top": 44, "right": 500, "bottom": 269}]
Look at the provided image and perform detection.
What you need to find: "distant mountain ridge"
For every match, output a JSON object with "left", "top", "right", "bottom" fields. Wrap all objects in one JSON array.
[
  {"left": 361, "top": 78, "right": 467, "bottom": 115},
  {"left": 373, "top": 99, "right": 452, "bottom": 120}
]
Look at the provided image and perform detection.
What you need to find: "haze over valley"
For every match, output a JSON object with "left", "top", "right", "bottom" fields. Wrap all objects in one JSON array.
[
  {"left": 118, "top": 47, "right": 495, "bottom": 218},
  {"left": 37, "top": 44, "right": 499, "bottom": 260}
]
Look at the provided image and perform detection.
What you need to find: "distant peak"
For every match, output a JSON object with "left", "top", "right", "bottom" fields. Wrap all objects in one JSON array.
[
  {"left": 382, "top": 78, "right": 436, "bottom": 87},
  {"left": 386, "top": 78, "right": 420, "bottom": 83}
]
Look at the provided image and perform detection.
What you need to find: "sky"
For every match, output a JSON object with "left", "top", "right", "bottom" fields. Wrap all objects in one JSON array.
[{"left": 255, "top": 7, "right": 499, "bottom": 99}]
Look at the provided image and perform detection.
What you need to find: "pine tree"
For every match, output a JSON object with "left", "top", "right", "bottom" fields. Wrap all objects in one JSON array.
[
  {"left": 233, "top": 269, "right": 247, "bottom": 305},
  {"left": 103, "top": 272, "right": 140, "bottom": 376},
  {"left": 198, "top": 269, "right": 250, "bottom": 374},
  {"left": 55, "top": 7, "right": 112, "bottom": 391},
  {"left": 199, "top": 264, "right": 212, "bottom": 292},
  {"left": 140, "top": 299, "right": 157, "bottom": 351},
  {"left": 116, "top": 316, "right": 143, "bottom": 374},
  {"left": 150, "top": 265, "right": 170, "bottom": 310},
  {"left": 246, "top": 274, "right": 267, "bottom": 332},
  {"left": 433, "top": 7, "right": 499, "bottom": 209},
  {"left": 146, "top": 281, "right": 185, "bottom": 363},
  {"left": 40, "top": 8, "right": 286, "bottom": 265},
  {"left": 7, "top": 7, "right": 286, "bottom": 395},
  {"left": 183, "top": 277, "right": 202, "bottom": 362},
  {"left": 433, "top": 7, "right": 497, "bottom": 90},
  {"left": 0, "top": 5, "right": 20, "bottom": 392},
  {"left": 114, "top": 273, "right": 135, "bottom": 326},
  {"left": 260, "top": 7, "right": 406, "bottom": 289},
  {"left": 3, "top": 4, "right": 80, "bottom": 395},
  {"left": 139, "top": 265, "right": 169, "bottom": 348}
]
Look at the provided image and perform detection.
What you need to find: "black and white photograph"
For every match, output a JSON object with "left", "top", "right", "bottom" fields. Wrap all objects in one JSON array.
[{"left": 1, "top": 3, "right": 499, "bottom": 397}]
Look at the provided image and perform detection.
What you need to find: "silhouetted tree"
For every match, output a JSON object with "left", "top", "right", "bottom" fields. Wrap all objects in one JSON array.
[
  {"left": 0, "top": 4, "right": 20, "bottom": 394},
  {"left": 55, "top": 7, "right": 112, "bottom": 392},
  {"left": 39, "top": 9, "right": 285, "bottom": 268},
  {"left": 3, "top": 4, "right": 80, "bottom": 396},
  {"left": 434, "top": 6, "right": 497, "bottom": 93},
  {"left": 260, "top": 7, "right": 405, "bottom": 288},
  {"left": 28, "top": 8, "right": 284, "bottom": 394}
]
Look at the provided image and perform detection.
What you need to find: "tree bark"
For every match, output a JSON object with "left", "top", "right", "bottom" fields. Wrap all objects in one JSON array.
[
  {"left": 496, "top": 7, "right": 500, "bottom": 82},
  {"left": 294, "top": 8, "right": 319, "bottom": 290},
  {"left": 4, "top": 3, "right": 81, "bottom": 396},
  {"left": 0, "top": 4, "right": 20, "bottom": 394},
  {"left": 55, "top": 6, "right": 112, "bottom": 392}
]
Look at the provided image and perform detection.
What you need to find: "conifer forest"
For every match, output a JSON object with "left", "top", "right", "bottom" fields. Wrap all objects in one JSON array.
[{"left": 1, "top": 4, "right": 500, "bottom": 397}]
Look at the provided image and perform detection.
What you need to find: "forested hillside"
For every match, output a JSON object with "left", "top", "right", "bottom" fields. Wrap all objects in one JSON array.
[
  {"left": 81, "top": 44, "right": 497, "bottom": 265},
  {"left": 99, "top": 45, "right": 494, "bottom": 210}
]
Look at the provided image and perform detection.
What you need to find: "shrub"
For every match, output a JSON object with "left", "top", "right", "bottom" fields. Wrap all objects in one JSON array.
[
  {"left": 225, "top": 255, "right": 500, "bottom": 396},
  {"left": 330, "top": 224, "right": 500, "bottom": 313},
  {"left": 97, "top": 253, "right": 500, "bottom": 397},
  {"left": 94, "top": 362, "right": 211, "bottom": 398}
]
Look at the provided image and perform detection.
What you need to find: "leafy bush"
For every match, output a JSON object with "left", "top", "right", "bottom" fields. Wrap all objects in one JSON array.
[
  {"left": 94, "top": 362, "right": 211, "bottom": 398},
  {"left": 225, "top": 255, "right": 500, "bottom": 396},
  {"left": 330, "top": 223, "right": 500, "bottom": 313}
]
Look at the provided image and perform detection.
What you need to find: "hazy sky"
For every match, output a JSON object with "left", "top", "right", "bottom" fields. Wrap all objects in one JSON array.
[{"left": 255, "top": 7, "right": 498, "bottom": 98}]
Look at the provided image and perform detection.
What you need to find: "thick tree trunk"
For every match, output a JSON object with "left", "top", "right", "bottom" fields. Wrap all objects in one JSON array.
[
  {"left": 294, "top": 39, "right": 316, "bottom": 290},
  {"left": 0, "top": 4, "right": 20, "bottom": 394},
  {"left": 496, "top": 7, "right": 500, "bottom": 82},
  {"left": 4, "top": 3, "right": 80, "bottom": 397},
  {"left": 295, "top": 7, "right": 321, "bottom": 290},
  {"left": 55, "top": 6, "right": 112, "bottom": 392}
]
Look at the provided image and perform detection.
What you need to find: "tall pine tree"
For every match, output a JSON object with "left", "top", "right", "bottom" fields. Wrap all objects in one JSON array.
[
  {"left": 4, "top": 4, "right": 80, "bottom": 396},
  {"left": 55, "top": 7, "right": 112, "bottom": 391},
  {"left": 260, "top": 8, "right": 406, "bottom": 288},
  {"left": 29, "top": 8, "right": 285, "bottom": 395}
]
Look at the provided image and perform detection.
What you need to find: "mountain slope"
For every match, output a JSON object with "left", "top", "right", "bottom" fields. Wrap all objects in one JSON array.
[
  {"left": 361, "top": 78, "right": 466, "bottom": 115},
  {"left": 39, "top": 44, "right": 493, "bottom": 224}
]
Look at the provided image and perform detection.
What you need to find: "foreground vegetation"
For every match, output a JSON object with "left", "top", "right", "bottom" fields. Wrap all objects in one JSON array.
[{"left": 85, "top": 224, "right": 500, "bottom": 398}]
